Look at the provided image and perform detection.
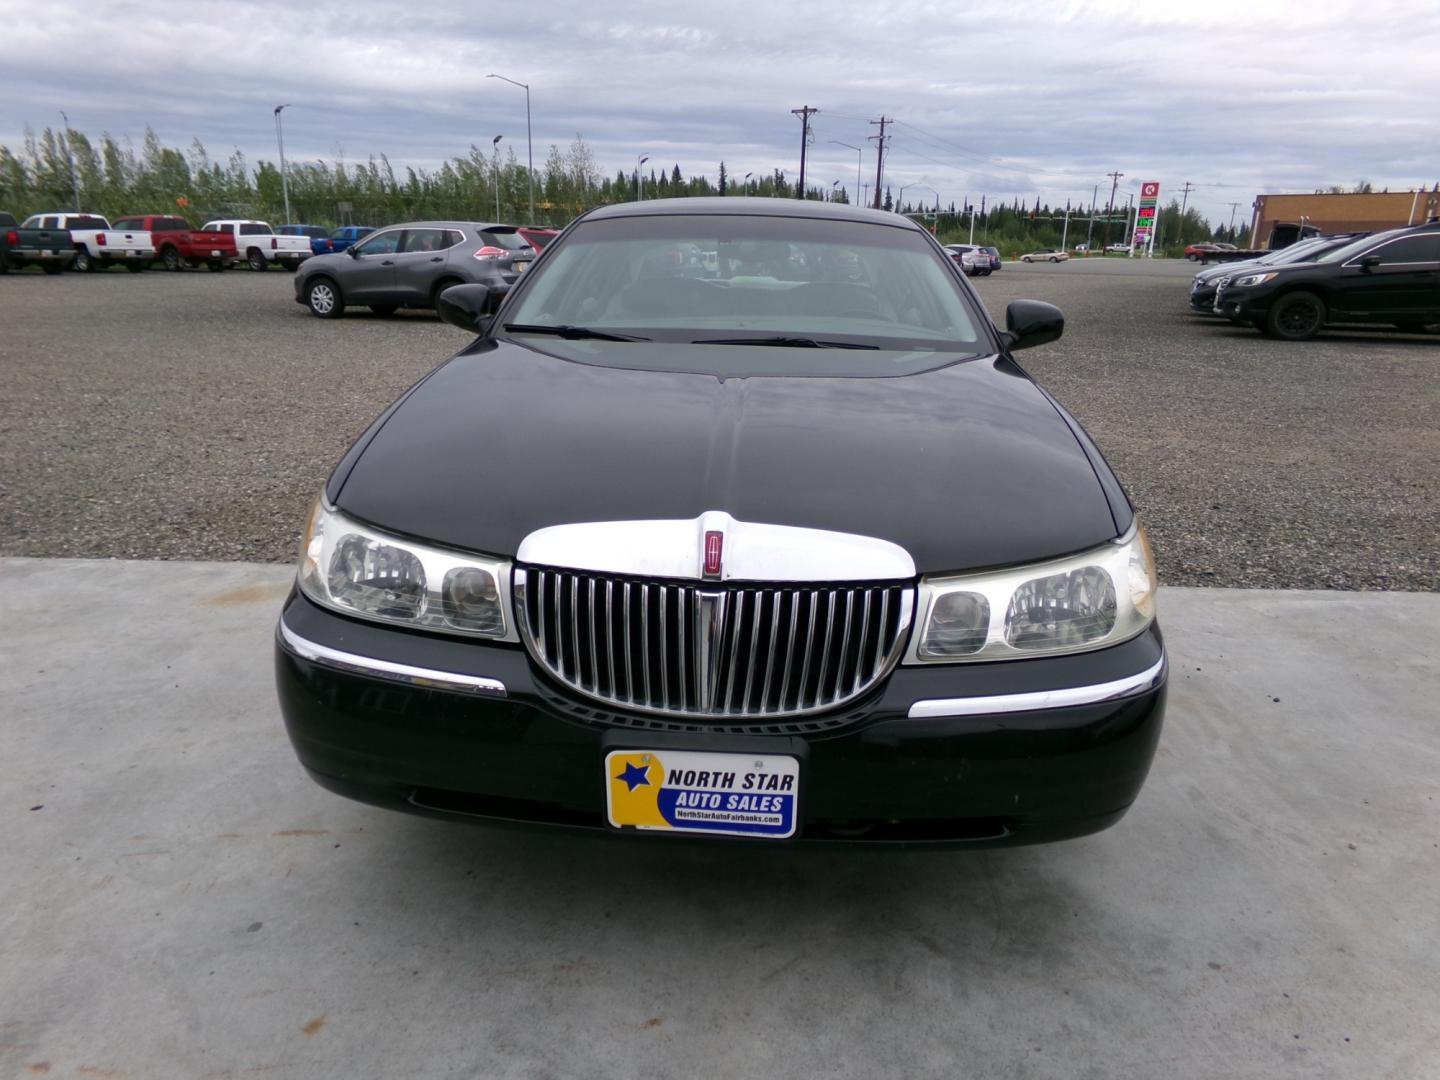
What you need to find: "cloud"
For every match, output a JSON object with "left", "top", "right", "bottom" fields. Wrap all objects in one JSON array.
[{"left": 1, "top": 0, "right": 1436, "bottom": 225}]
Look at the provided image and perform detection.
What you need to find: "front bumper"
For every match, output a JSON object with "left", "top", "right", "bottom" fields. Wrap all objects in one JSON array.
[{"left": 275, "top": 591, "right": 1167, "bottom": 847}]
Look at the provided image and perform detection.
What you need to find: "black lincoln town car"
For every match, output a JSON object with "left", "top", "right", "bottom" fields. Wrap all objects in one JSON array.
[{"left": 275, "top": 198, "right": 1167, "bottom": 847}]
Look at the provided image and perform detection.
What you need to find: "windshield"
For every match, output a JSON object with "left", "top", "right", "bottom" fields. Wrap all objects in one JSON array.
[
  {"left": 1262, "top": 238, "right": 1339, "bottom": 265},
  {"left": 501, "top": 213, "right": 988, "bottom": 374},
  {"left": 1317, "top": 228, "right": 1412, "bottom": 264},
  {"left": 480, "top": 228, "right": 532, "bottom": 250}
]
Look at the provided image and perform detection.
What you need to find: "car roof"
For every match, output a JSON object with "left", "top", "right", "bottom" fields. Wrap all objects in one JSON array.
[
  {"left": 371, "top": 221, "right": 511, "bottom": 230},
  {"left": 582, "top": 196, "right": 926, "bottom": 231}
]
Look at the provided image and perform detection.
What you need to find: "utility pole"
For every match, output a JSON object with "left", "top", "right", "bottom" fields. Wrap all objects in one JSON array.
[
  {"left": 1101, "top": 171, "right": 1123, "bottom": 251},
  {"left": 59, "top": 110, "right": 80, "bottom": 211},
  {"left": 792, "top": 106, "right": 818, "bottom": 199},
  {"left": 1227, "top": 201, "right": 1241, "bottom": 236},
  {"left": 868, "top": 116, "right": 891, "bottom": 210}
]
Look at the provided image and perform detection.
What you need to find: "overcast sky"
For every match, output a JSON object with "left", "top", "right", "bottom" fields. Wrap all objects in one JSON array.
[{"left": 2, "top": 0, "right": 1437, "bottom": 226}]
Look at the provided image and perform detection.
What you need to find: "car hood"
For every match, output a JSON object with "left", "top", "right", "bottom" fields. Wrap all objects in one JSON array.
[{"left": 333, "top": 340, "right": 1121, "bottom": 576}]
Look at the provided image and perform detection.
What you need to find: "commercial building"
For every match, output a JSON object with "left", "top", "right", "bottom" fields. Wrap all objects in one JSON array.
[{"left": 1249, "top": 188, "right": 1440, "bottom": 246}]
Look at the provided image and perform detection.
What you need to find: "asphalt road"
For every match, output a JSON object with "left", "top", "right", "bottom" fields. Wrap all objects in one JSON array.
[{"left": 0, "top": 259, "right": 1436, "bottom": 588}]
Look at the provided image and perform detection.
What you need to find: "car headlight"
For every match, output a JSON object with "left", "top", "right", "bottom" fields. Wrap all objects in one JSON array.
[
  {"left": 1232, "top": 271, "right": 1278, "bottom": 288},
  {"left": 908, "top": 525, "right": 1157, "bottom": 663},
  {"left": 296, "top": 498, "right": 515, "bottom": 640}
]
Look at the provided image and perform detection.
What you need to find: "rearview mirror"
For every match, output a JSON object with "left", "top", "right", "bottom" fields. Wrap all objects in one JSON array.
[
  {"left": 437, "top": 283, "right": 510, "bottom": 333},
  {"left": 1359, "top": 255, "right": 1381, "bottom": 271},
  {"left": 998, "top": 299, "right": 1064, "bottom": 352}
]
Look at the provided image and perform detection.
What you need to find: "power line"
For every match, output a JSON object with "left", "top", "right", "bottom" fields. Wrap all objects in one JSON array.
[{"left": 888, "top": 119, "right": 1010, "bottom": 168}]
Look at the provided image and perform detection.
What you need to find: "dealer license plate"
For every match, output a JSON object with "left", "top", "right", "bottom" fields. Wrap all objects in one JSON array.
[
  {"left": 211, "top": 249, "right": 221, "bottom": 257},
  {"left": 605, "top": 749, "right": 799, "bottom": 839}
]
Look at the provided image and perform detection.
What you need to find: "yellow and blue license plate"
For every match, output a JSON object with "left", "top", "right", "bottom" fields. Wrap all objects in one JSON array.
[{"left": 605, "top": 749, "right": 799, "bottom": 839}]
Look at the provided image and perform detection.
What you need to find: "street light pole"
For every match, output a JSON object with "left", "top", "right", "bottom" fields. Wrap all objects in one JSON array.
[
  {"left": 636, "top": 155, "right": 649, "bottom": 201},
  {"left": 273, "top": 104, "right": 291, "bottom": 225},
  {"left": 487, "top": 74, "right": 533, "bottom": 224},
  {"left": 828, "top": 140, "right": 863, "bottom": 209},
  {"left": 59, "top": 110, "right": 80, "bottom": 211},
  {"left": 743, "top": 172, "right": 753, "bottom": 197},
  {"left": 492, "top": 135, "right": 503, "bottom": 221}
]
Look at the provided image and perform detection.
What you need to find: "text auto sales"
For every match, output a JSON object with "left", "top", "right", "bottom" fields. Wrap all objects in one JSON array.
[{"left": 667, "top": 767, "right": 794, "bottom": 813}]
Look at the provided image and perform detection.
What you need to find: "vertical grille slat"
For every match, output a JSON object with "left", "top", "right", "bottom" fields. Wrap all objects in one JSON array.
[
  {"left": 605, "top": 580, "right": 616, "bottom": 699},
  {"left": 517, "top": 566, "right": 912, "bottom": 722},
  {"left": 587, "top": 578, "right": 599, "bottom": 693},
  {"left": 641, "top": 584, "right": 652, "bottom": 703},
  {"left": 622, "top": 582, "right": 634, "bottom": 703},
  {"left": 722, "top": 589, "right": 746, "bottom": 714}
]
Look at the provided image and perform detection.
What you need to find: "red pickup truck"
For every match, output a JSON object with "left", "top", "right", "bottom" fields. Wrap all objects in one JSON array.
[{"left": 111, "top": 215, "right": 237, "bottom": 271}]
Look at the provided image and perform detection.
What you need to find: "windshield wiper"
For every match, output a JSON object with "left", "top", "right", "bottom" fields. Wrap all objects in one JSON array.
[
  {"left": 690, "top": 336, "right": 879, "bottom": 350},
  {"left": 503, "top": 323, "right": 650, "bottom": 342}
]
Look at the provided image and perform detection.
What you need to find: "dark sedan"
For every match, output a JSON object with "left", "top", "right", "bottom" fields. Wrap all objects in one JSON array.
[
  {"left": 275, "top": 198, "right": 1166, "bottom": 847},
  {"left": 294, "top": 221, "right": 534, "bottom": 318}
]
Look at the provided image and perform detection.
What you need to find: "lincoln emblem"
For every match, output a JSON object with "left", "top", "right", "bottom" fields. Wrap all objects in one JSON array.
[{"left": 703, "top": 530, "right": 724, "bottom": 578}]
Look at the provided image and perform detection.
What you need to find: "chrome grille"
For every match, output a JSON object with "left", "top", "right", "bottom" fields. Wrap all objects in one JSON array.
[{"left": 515, "top": 566, "right": 914, "bottom": 719}]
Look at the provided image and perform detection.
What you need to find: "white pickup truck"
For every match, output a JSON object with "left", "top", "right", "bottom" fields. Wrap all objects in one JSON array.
[
  {"left": 202, "top": 220, "right": 311, "bottom": 271},
  {"left": 25, "top": 212, "right": 155, "bottom": 272}
]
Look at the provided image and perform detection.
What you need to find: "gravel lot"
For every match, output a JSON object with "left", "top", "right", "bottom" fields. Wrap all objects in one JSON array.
[{"left": 1, "top": 259, "right": 1436, "bottom": 588}]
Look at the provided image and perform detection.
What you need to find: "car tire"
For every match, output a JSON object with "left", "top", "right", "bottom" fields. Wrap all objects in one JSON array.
[
  {"left": 161, "top": 246, "right": 184, "bottom": 271},
  {"left": 1187, "top": 254, "right": 1199, "bottom": 261},
  {"left": 1021, "top": 256, "right": 1032, "bottom": 263},
  {"left": 370, "top": 305, "right": 398, "bottom": 317},
  {"left": 1049, "top": 256, "right": 1059, "bottom": 263},
  {"left": 246, "top": 248, "right": 268, "bottom": 272},
  {"left": 73, "top": 247, "right": 94, "bottom": 272},
  {"left": 431, "top": 279, "right": 463, "bottom": 314},
  {"left": 1264, "top": 291, "right": 1326, "bottom": 341},
  {"left": 306, "top": 278, "right": 345, "bottom": 319}
]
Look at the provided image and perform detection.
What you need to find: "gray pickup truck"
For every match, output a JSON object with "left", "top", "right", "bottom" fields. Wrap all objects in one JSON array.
[{"left": 0, "top": 211, "right": 76, "bottom": 274}]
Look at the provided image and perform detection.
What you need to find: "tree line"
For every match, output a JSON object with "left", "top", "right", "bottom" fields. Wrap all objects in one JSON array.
[{"left": 0, "top": 125, "right": 1220, "bottom": 254}]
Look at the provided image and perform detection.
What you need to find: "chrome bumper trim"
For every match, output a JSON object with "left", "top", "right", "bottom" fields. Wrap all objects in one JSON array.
[
  {"left": 278, "top": 621, "right": 507, "bottom": 698},
  {"left": 907, "top": 655, "right": 1165, "bottom": 719}
]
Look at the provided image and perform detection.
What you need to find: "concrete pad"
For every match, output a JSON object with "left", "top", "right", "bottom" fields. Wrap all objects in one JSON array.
[{"left": 2, "top": 557, "right": 1438, "bottom": 1079}]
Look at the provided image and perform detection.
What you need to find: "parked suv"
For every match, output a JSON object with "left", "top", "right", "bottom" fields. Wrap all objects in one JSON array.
[
  {"left": 1189, "top": 234, "right": 1366, "bottom": 314},
  {"left": 1213, "top": 223, "right": 1440, "bottom": 339},
  {"left": 943, "top": 243, "right": 990, "bottom": 276},
  {"left": 294, "top": 221, "right": 535, "bottom": 318}
]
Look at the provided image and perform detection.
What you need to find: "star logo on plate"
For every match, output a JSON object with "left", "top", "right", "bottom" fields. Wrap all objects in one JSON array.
[{"left": 616, "top": 761, "right": 652, "bottom": 792}]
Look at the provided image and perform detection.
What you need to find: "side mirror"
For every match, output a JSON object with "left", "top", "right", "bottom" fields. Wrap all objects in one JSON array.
[
  {"left": 998, "top": 299, "right": 1064, "bottom": 352},
  {"left": 1359, "top": 255, "right": 1381, "bottom": 271},
  {"left": 347, "top": 246, "right": 361, "bottom": 258},
  {"left": 437, "top": 283, "right": 510, "bottom": 333}
]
